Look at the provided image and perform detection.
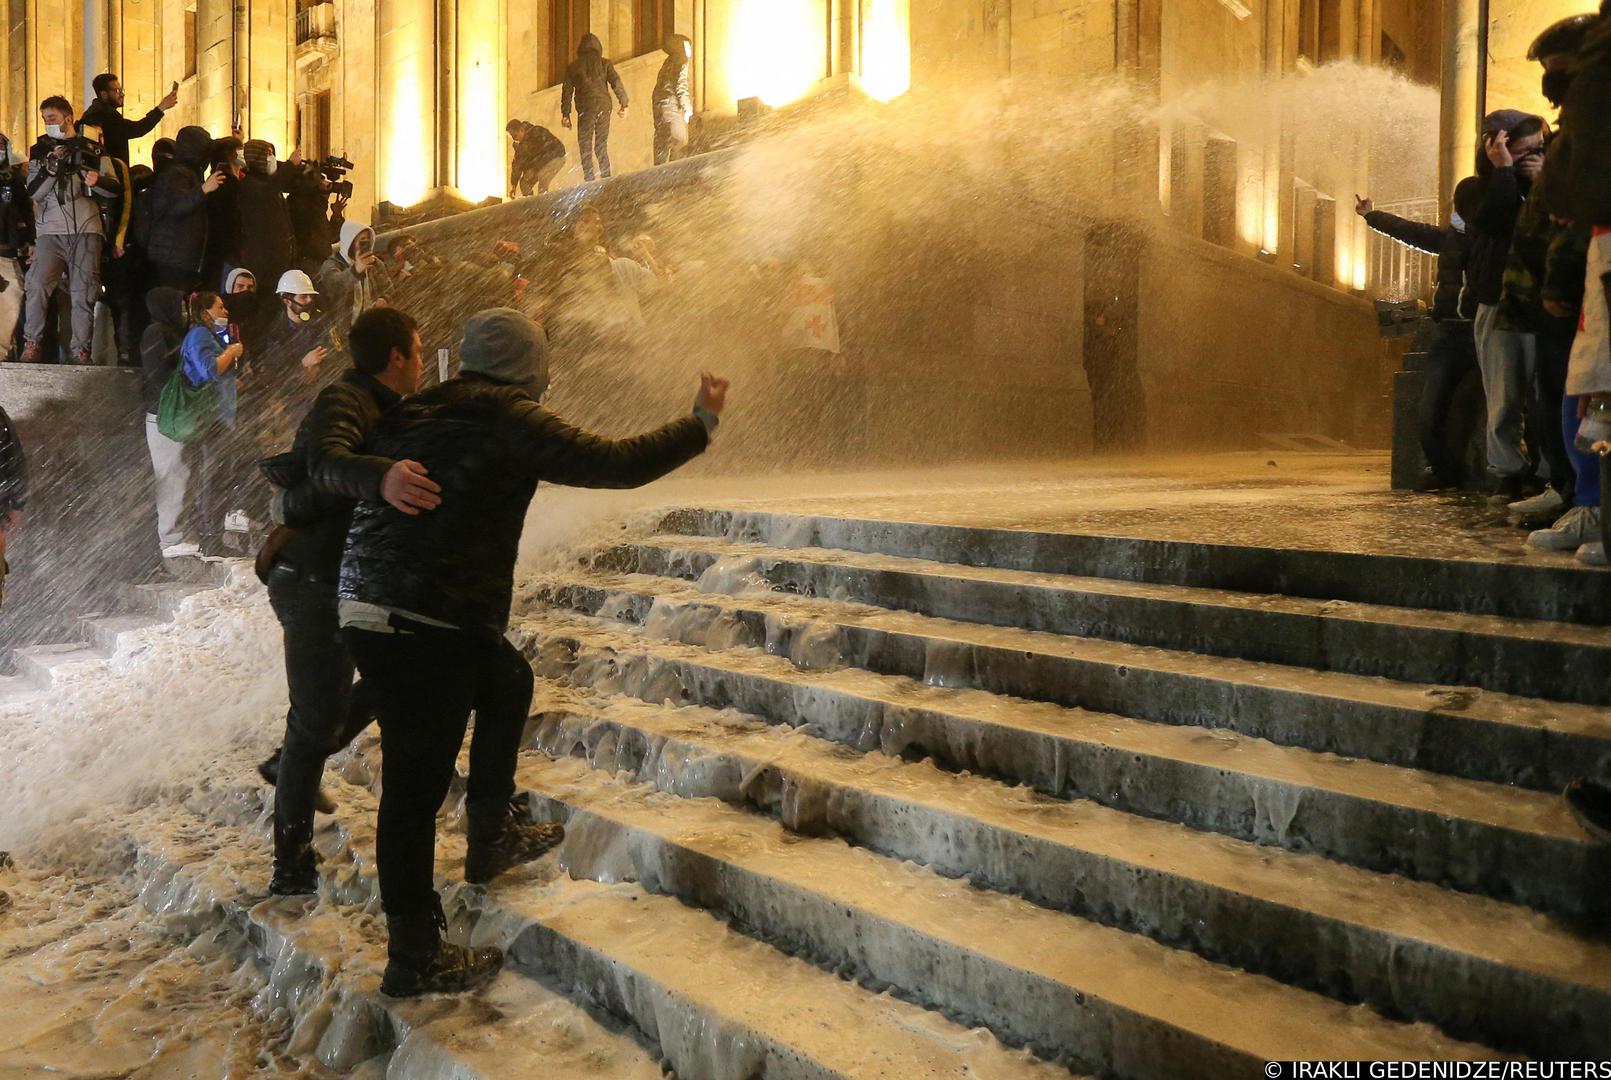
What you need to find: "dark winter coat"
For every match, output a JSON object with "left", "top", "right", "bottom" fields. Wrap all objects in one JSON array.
[
  {"left": 340, "top": 374, "right": 709, "bottom": 634},
  {"left": 1467, "top": 166, "right": 1529, "bottom": 307},
  {"left": 652, "top": 38, "right": 693, "bottom": 115},
  {"left": 561, "top": 34, "right": 628, "bottom": 118},
  {"left": 512, "top": 125, "right": 566, "bottom": 174},
  {"left": 143, "top": 127, "right": 213, "bottom": 273},
  {"left": 1549, "top": 17, "right": 1611, "bottom": 228},
  {"left": 139, "top": 286, "right": 187, "bottom": 414},
  {"left": 0, "top": 405, "right": 26, "bottom": 516},
  {"left": 79, "top": 99, "right": 165, "bottom": 167},
  {"left": 1362, "top": 211, "right": 1473, "bottom": 321},
  {"left": 0, "top": 163, "right": 32, "bottom": 256},
  {"left": 1498, "top": 188, "right": 1590, "bottom": 341},
  {"left": 203, "top": 172, "right": 243, "bottom": 285},
  {"left": 268, "top": 368, "right": 401, "bottom": 581}
]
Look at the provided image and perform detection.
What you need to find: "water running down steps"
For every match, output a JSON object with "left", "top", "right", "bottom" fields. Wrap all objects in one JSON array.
[{"left": 3, "top": 499, "right": 1608, "bottom": 1074}]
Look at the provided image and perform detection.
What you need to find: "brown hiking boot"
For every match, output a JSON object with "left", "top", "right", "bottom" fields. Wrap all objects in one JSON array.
[
  {"left": 465, "top": 799, "right": 565, "bottom": 886},
  {"left": 380, "top": 906, "right": 501, "bottom": 998}
]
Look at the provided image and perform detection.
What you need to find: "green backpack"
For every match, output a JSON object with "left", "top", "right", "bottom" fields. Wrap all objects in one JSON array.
[{"left": 156, "top": 364, "right": 218, "bottom": 443}]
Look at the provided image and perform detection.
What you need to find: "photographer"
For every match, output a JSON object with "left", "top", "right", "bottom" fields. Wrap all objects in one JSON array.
[
  {"left": 0, "top": 133, "right": 33, "bottom": 362},
  {"left": 18, "top": 96, "right": 119, "bottom": 364},
  {"left": 288, "top": 156, "right": 351, "bottom": 273}
]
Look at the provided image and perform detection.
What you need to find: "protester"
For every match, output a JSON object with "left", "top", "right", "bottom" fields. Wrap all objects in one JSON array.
[
  {"left": 236, "top": 140, "right": 300, "bottom": 313},
  {"left": 1358, "top": 181, "right": 1483, "bottom": 488},
  {"left": 202, "top": 138, "right": 245, "bottom": 286},
  {"left": 318, "top": 220, "right": 387, "bottom": 328},
  {"left": 141, "top": 287, "right": 198, "bottom": 558},
  {"left": 177, "top": 290, "right": 244, "bottom": 549},
  {"left": 505, "top": 119, "right": 566, "bottom": 197},
  {"left": 287, "top": 164, "right": 346, "bottom": 273},
  {"left": 0, "top": 132, "right": 32, "bottom": 362},
  {"left": 652, "top": 34, "right": 694, "bottom": 166},
  {"left": 0, "top": 402, "right": 24, "bottom": 610},
  {"left": 79, "top": 73, "right": 178, "bottom": 167},
  {"left": 19, "top": 96, "right": 120, "bottom": 363},
  {"left": 560, "top": 34, "right": 628, "bottom": 182},
  {"left": 545, "top": 206, "right": 663, "bottom": 360},
  {"left": 1469, "top": 110, "right": 1549, "bottom": 502},
  {"left": 256, "top": 305, "right": 440, "bottom": 896},
  {"left": 144, "top": 126, "right": 224, "bottom": 291},
  {"left": 338, "top": 308, "right": 724, "bottom": 996}
]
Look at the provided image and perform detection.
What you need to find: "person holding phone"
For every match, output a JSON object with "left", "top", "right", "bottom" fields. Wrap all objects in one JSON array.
[
  {"left": 180, "top": 290, "right": 243, "bottom": 549},
  {"left": 80, "top": 74, "right": 178, "bottom": 169}
]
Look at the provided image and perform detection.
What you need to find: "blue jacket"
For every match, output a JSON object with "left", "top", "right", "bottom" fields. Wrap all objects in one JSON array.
[{"left": 181, "top": 324, "right": 238, "bottom": 428}]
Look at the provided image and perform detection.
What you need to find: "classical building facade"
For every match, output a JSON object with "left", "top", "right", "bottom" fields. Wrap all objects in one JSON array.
[{"left": 0, "top": 0, "right": 1589, "bottom": 289}]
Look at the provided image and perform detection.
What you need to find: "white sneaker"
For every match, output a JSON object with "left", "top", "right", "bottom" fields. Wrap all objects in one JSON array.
[
  {"left": 1507, "top": 485, "right": 1566, "bottom": 519},
  {"left": 161, "top": 542, "right": 202, "bottom": 559},
  {"left": 1526, "top": 505, "right": 1602, "bottom": 552},
  {"left": 1576, "top": 541, "right": 1608, "bottom": 566},
  {"left": 224, "top": 510, "right": 251, "bottom": 534}
]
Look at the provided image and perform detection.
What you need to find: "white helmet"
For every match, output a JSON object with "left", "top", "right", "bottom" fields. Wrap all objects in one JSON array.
[{"left": 275, "top": 269, "right": 318, "bottom": 296}]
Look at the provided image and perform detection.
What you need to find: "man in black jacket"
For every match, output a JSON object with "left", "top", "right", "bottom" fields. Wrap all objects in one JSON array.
[
  {"left": 339, "top": 307, "right": 726, "bottom": 997},
  {"left": 505, "top": 120, "right": 565, "bottom": 197},
  {"left": 143, "top": 126, "right": 223, "bottom": 290},
  {"left": 1357, "top": 179, "right": 1483, "bottom": 487},
  {"left": 261, "top": 306, "right": 442, "bottom": 898},
  {"left": 560, "top": 33, "right": 628, "bottom": 181},
  {"left": 80, "top": 74, "right": 177, "bottom": 168}
]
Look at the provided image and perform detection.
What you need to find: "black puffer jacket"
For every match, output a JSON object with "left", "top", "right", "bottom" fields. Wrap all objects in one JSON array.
[
  {"left": 1468, "top": 166, "right": 1529, "bottom": 307},
  {"left": 561, "top": 34, "right": 628, "bottom": 118},
  {"left": 340, "top": 374, "right": 709, "bottom": 634},
  {"left": 142, "top": 126, "right": 213, "bottom": 273},
  {"left": 139, "top": 287, "right": 187, "bottom": 414},
  {"left": 269, "top": 368, "right": 402, "bottom": 581},
  {"left": 238, "top": 169, "right": 297, "bottom": 293}
]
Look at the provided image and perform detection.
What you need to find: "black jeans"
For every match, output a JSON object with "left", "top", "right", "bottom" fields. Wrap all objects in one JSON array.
[
  {"left": 345, "top": 622, "right": 533, "bottom": 920},
  {"left": 1418, "top": 319, "right": 1479, "bottom": 484},
  {"left": 577, "top": 107, "right": 613, "bottom": 180},
  {"left": 1533, "top": 333, "right": 1576, "bottom": 501},
  {"left": 267, "top": 566, "right": 378, "bottom": 873}
]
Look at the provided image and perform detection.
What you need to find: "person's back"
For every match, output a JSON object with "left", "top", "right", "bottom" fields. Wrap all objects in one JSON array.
[
  {"left": 145, "top": 127, "right": 216, "bottom": 280},
  {"left": 562, "top": 35, "right": 625, "bottom": 115}
]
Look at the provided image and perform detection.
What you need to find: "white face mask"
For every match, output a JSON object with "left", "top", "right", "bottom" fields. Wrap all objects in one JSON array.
[
  {"left": 44, "top": 124, "right": 65, "bottom": 140},
  {"left": 265, "top": 156, "right": 277, "bottom": 175}
]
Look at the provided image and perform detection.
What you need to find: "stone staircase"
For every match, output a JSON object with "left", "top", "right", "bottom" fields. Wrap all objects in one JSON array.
[{"left": 22, "top": 506, "right": 1611, "bottom": 1076}]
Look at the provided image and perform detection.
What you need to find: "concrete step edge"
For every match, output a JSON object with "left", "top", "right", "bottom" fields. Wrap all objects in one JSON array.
[
  {"left": 514, "top": 681, "right": 1611, "bottom": 1058},
  {"left": 13, "top": 640, "right": 100, "bottom": 689},
  {"left": 605, "top": 536, "right": 1611, "bottom": 705},
  {"left": 658, "top": 508, "right": 1609, "bottom": 624}
]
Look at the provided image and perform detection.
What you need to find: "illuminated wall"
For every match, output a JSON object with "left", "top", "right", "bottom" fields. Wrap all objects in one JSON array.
[
  {"left": 378, "top": 0, "right": 433, "bottom": 205},
  {"left": 455, "top": 0, "right": 505, "bottom": 202}
]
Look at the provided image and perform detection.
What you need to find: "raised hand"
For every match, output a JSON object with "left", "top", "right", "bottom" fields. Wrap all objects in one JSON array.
[{"left": 695, "top": 371, "right": 729, "bottom": 415}]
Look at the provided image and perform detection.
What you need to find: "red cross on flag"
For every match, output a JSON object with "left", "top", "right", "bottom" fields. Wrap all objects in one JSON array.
[{"left": 781, "top": 274, "right": 841, "bottom": 354}]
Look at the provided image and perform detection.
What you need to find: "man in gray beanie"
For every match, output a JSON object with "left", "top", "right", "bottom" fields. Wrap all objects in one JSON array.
[{"left": 338, "top": 306, "right": 727, "bottom": 998}]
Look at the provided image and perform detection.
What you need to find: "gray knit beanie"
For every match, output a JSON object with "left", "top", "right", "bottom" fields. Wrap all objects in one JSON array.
[{"left": 458, "top": 307, "right": 549, "bottom": 394}]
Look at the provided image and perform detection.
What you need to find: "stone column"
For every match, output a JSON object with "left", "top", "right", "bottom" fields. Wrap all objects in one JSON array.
[
  {"left": 376, "top": 0, "right": 435, "bottom": 206},
  {"left": 1439, "top": 0, "right": 1483, "bottom": 216}
]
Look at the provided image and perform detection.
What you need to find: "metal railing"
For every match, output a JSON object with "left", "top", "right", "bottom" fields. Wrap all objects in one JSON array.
[
  {"left": 1365, "top": 197, "right": 1439, "bottom": 305},
  {"left": 296, "top": 2, "right": 335, "bottom": 46}
]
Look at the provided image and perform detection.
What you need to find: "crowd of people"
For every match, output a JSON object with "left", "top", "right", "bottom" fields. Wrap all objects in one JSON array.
[
  {"left": 1359, "top": 7, "right": 1611, "bottom": 573},
  {"left": 1357, "top": 3, "right": 1611, "bottom": 839}
]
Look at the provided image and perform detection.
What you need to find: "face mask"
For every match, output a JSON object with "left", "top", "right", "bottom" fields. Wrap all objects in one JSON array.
[
  {"left": 1542, "top": 70, "right": 1573, "bottom": 107},
  {"left": 265, "top": 156, "right": 277, "bottom": 175},
  {"left": 44, "top": 124, "right": 65, "bottom": 140}
]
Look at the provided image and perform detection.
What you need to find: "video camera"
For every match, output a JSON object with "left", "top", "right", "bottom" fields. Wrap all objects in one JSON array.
[
  {"left": 317, "top": 154, "right": 354, "bottom": 198},
  {"left": 45, "top": 132, "right": 103, "bottom": 177}
]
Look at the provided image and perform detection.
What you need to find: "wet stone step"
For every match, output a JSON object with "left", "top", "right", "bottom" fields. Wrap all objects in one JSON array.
[
  {"left": 602, "top": 536, "right": 1611, "bottom": 705},
  {"left": 127, "top": 807, "right": 668, "bottom": 1079},
  {"left": 507, "top": 753, "right": 1496, "bottom": 1073},
  {"left": 182, "top": 761, "right": 1081, "bottom": 1080},
  {"left": 659, "top": 508, "right": 1611, "bottom": 624},
  {"left": 511, "top": 611, "right": 1599, "bottom": 916},
  {"left": 13, "top": 641, "right": 101, "bottom": 690},
  {"left": 514, "top": 672, "right": 1611, "bottom": 1059},
  {"left": 518, "top": 573, "right": 1611, "bottom": 797}
]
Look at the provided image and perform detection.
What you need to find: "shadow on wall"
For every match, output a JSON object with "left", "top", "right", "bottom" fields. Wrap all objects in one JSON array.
[{"left": 0, "top": 364, "right": 157, "bottom": 653}]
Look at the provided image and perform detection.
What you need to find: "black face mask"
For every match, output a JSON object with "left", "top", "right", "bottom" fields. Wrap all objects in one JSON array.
[
  {"left": 1542, "top": 69, "right": 1573, "bottom": 106},
  {"left": 287, "top": 298, "right": 318, "bottom": 323},
  {"left": 223, "top": 291, "right": 257, "bottom": 319}
]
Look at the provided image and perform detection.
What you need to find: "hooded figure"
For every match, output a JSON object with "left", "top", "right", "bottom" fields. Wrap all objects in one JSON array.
[
  {"left": 238, "top": 141, "right": 298, "bottom": 310},
  {"left": 652, "top": 34, "right": 694, "bottom": 166},
  {"left": 317, "top": 219, "right": 386, "bottom": 327},
  {"left": 561, "top": 34, "right": 627, "bottom": 181},
  {"left": 222, "top": 267, "right": 260, "bottom": 328},
  {"left": 140, "top": 286, "right": 198, "bottom": 554},
  {"left": 143, "top": 125, "right": 216, "bottom": 284}
]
